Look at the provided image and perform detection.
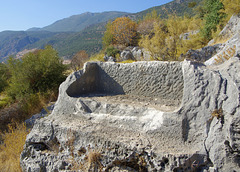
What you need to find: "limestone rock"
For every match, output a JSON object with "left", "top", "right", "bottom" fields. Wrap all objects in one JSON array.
[
  {"left": 131, "top": 47, "right": 143, "bottom": 60},
  {"left": 21, "top": 59, "right": 240, "bottom": 171},
  {"left": 218, "top": 14, "right": 240, "bottom": 40},
  {"left": 181, "top": 43, "right": 225, "bottom": 62},
  {"left": 205, "top": 33, "right": 240, "bottom": 65},
  {"left": 104, "top": 55, "right": 116, "bottom": 62},
  {"left": 25, "top": 104, "right": 54, "bottom": 128},
  {"left": 120, "top": 50, "right": 135, "bottom": 61},
  {"left": 205, "top": 14, "right": 240, "bottom": 65}
]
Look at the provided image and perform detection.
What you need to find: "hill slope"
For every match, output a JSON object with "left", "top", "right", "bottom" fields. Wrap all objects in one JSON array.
[
  {"left": 0, "top": 0, "right": 204, "bottom": 61},
  {"left": 0, "top": 11, "right": 127, "bottom": 61},
  {"left": 134, "top": 0, "right": 203, "bottom": 19},
  {"left": 30, "top": 11, "right": 128, "bottom": 33},
  {"left": 0, "top": 31, "right": 57, "bottom": 61},
  {"left": 26, "top": 22, "right": 106, "bottom": 58}
]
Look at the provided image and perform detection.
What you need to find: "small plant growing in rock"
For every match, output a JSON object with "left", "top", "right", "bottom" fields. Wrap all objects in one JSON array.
[
  {"left": 211, "top": 108, "right": 223, "bottom": 120},
  {"left": 87, "top": 149, "right": 103, "bottom": 171},
  {"left": 210, "top": 108, "right": 224, "bottom": 125}
]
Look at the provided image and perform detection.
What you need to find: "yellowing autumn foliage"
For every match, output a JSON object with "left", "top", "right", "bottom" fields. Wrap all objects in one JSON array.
[
  {"left": 111, "top": 17, "right": 138, "bottom": 46},
  {"left": 221, "top": 0, "right": 240, "bottom": 16},
  {"left": 139, "top": 15, "right": 203, "bottom": 61}
]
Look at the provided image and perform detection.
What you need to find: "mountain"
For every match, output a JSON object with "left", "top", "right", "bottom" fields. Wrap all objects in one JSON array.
[
  {"left": 26, "top": 22, "right": 107, "bottom": 59},
  {"left": 0, "top": 11, "right": 128, "bottom": 61},
  {"left": 0, "top": 0, "right": 204, "bottom": 61},
  {"left": 28, "top": 11, "right": 129, "bottom": 33},
  {"left": 0, "top": 31, "right": 57, "bottom": 61},
  {"left": 134, "top": 0, "right": 203, "bottom": 19}
]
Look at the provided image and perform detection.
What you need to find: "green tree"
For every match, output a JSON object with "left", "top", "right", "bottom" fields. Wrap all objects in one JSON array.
[
  {"left": 105, "top": 46, "right": 120, "bottom": 57},
  {"left": 0, "top": 63, "right": 9, "bottom": 92},
  {"left": 102, "top": 21, "right": 114, "bottom": 48},
  {"left": 6, "top": 45, "right": 66, "bottom": 99},
  {"left": 201, "top": 0, "right": 226, "bottom": 41}
]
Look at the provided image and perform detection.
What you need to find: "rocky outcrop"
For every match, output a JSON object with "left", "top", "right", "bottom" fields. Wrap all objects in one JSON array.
[
  {"left": 181, "top": 14, "right": 240, "bottom": 65},
  {"left": 21, "top": 57, "right": 240, "bottom": 171},
  {"left": 205, "top": 33, "right": 239, "bottom": 65},
  {"left": 181, "top": 43, "right": 225, "bottom": 62},
  {"left": 218, "top": 14, "right": 240, "bottom": 41},
  {"left": 205, "top": 14, "right": 240, "bottom": 65}
]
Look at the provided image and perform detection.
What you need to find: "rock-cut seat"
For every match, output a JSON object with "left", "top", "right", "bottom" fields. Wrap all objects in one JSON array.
[{"left": 65, "top": 61, "right": 184, "bottom": 108}]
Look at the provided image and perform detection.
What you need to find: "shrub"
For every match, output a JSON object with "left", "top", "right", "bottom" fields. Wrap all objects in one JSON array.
[
  {"left": 6, "top": 45, "right": 66, "bottom": 100},
  {"left": 0, "top": 63, "right": 9, "bottom": 93},
  {"left": 71, "top": 50, "right": 89, "bottom": 71},
  {"left": 0, "top": 96, "right": 11, "bottom": 109},
  {"left": 88, "top": 52, "right": 105, "bottom": 62},
  {"left": 105, "top": 46, "right": 120, "bottom": 57}
]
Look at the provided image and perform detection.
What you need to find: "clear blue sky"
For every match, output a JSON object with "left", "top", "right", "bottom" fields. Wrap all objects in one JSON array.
[{"left": 0, "top": 0, "right": 172, "bottom": 32}]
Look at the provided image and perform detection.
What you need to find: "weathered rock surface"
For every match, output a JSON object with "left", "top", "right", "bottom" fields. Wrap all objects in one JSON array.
[
  {"left": 205, "top": 14, "right": 240, "bottom": 65},
  {"left": 218, "top": 14, "right": 240, "bottom": 41},
  {"left": 181, "top": 43, "right": 225, "bottom": 62},
  {"left": 205, "top": 33, "right": 239, "bottom": 65},
  {"left": 120, "top": 50, "right": 135, "bottom": 61},
  {"left": 21, "top": 58, "right": 240, "bottom": 171}
]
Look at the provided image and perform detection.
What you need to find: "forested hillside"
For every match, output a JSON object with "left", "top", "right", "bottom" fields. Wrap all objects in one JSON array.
[
  {"left": 0, "top": 11, "right": 128, "bottom": 61},
  {"left": 134, "top": 0, "right": 203, "bottom": 19}
]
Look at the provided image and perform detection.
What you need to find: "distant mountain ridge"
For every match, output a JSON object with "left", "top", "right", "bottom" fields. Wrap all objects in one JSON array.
[
  {"left": 0, "top": 11, "right": 128, "bottom": 61},
  {"left": 28, "top": 11, "right": 129, "bottom": 33},
  {"left": 0, "top": 0, "right": 203, "bottom": 61},
  {"left": 134, "top": 0, "right": 203, "bottom": 19}
]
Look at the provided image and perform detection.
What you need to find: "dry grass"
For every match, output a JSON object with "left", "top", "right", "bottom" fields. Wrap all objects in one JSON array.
[
  {"left": 210, "top": 108, "right": 223, "bottom": 121},
  {"left": 119, "top": 59, "right": 136, "bottom": 63},
  {"left": 210, "top": 37, "right": 231, "bottom": 45},
  {"left": 87, "top": 149, "right": 102, "bottom": 170},
  {"left": 89, "top": 53, "right": 105, "bottom": 62},
  {"left": 0, "top": 123, "right": 29, "bottom": 172},
  {"left": 214, "top": 45, "right": 236, "bottom": 64}
]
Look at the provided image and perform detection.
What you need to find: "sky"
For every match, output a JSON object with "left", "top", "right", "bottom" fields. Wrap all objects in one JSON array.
[{"left": 0, "top": 0, "right": 172, "bottom": 32}]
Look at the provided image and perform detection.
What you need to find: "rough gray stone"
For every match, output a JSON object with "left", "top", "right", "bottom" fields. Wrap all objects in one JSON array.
[
  {"left": 205, "top": 33, "right": 240, "bottom": 65},
  {"left": 104, "top": 55, "right": 116, "bottom": 62},
  {"left": 218, "top": 14, "right": 240, "bottom": 40},
  {"left": 181, "top": 43, "right": 225, "bottom": 62},
  {"left": 120, "top": 50, "right": 135, "bottom": 61},
  {"left": 25, "top": 104, "right": 54, "bottom": 128},
  {"left": 21, "top": 59, "right": 240, "bottom": 172},
  {"left": 131, "top": 47, "right": 143, "bottom": 60},
  {"left": 205, "top": 14, "right": 240, "bottom": 65}
]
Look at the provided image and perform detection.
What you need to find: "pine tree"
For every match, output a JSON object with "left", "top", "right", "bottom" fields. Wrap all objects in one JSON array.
[{"left": 201, "top": 0, "right": 226, "bottom": 41}]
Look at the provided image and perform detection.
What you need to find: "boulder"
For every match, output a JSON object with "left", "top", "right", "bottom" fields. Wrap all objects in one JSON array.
[
  {"left": 21, "top": 58, "right": 240, "bottom": 171},
  {"left": 181, "top": 43, "right": 225, "bottom": 62},
  {"left": 103, "top": 55, "right": 116, "bottom": 62},
  {"left": 218, "top": 14, "right": 240, "bottom": 40},
  {"left": 120, "top": 50, "right": 134, "bottom": 61},
  {"left": 131, "top": 47, "right": 143, "bottom": 60}
]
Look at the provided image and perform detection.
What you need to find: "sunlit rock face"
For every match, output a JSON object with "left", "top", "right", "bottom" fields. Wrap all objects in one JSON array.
[{"left": 21, "top": 59, "right": 240, "bottom": 172}]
